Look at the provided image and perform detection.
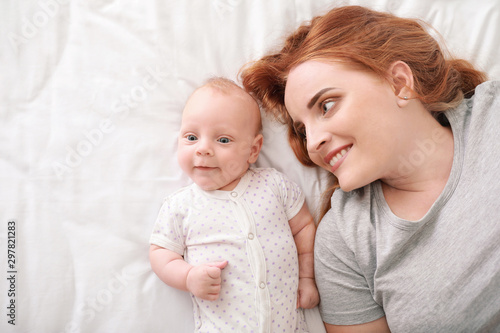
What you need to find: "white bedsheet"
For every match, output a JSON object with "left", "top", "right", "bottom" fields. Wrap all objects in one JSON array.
[{"left": 1, "top": 0, "right": 499, "bottom": 332}]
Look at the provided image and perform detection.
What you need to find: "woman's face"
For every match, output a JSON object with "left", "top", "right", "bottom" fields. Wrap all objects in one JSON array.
[{"left": 284, "top": 60, "right": 410, "bottom": 191}]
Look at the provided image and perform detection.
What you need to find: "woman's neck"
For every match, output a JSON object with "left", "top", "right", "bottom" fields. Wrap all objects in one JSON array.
[{"left": 381, "top": 115, "right": 455, "bottom": 220}]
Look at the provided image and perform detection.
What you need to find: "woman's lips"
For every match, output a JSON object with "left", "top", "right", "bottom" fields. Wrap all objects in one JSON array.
[{"left": 324, "top": 145, "right": 352, "bottom": 172}]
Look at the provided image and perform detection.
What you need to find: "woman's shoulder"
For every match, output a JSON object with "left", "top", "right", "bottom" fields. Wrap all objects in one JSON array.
[
  {"left": 319, "top": 185, "right": 374, "bottom": 236},
  {"left": 475, "top": 80, "right": 500, "bottom": 94},
  {"left": 330, "top": 185, "right": 373, "bottom": 215},
  {"left": 470, "top": 80, "right": 500, "bottom": 109},
  {"left": 462, "top": 80, "right": 500, "bottom": 124},
  {"left": 445, "top": 80, "right": 500, "bottom": 135}
]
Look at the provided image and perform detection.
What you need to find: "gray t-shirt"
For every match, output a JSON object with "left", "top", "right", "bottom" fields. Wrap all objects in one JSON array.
[{"left": 315, "top": 81, "right": 500, "bottom": 332}]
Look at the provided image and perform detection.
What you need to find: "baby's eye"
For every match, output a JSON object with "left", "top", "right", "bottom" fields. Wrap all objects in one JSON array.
[
  {"left": 218, "top": 137, "right": 231, "bottom": 144},
  {"left": 321, "top": 100, "right": 336, "bottom": 114},
  {"left": 186, "top": 134, "right": 197, "bottom": 141}
]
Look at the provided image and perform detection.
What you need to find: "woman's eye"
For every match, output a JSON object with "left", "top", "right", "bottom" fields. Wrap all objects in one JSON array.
[
  {"left": 322, "top": 100, "right": 335, "bottom": 114},
  {"left": 218, "top": 137, "right": 231, "bottom": 144},
  {"left": 186, "top": 135, "right": 197, "bottom": 141}
]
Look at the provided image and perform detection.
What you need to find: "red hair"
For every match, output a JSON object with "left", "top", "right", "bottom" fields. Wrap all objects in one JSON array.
[{"left": 240, "top": 5, "right": 487, "bottom": 220}]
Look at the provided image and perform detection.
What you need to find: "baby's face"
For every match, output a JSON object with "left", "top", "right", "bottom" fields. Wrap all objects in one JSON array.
[{"left": 177, "top": 87, "right": 262, "bottom": 191}]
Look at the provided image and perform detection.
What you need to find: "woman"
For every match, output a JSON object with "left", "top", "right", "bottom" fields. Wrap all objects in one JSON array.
[{"left": 240, "top": 5, "right": 499, "bottom": 333}]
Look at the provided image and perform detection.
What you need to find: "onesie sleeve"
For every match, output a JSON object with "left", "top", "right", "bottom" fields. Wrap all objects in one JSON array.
[
  {"left": 268, "top": 168, "right": 305, "bottom": 220},
  {"left": 149, "top": 197, "right": 186, "bottom": 256},
  {"left": 314, "top": 208, "right": 385, "bottom": 325}
]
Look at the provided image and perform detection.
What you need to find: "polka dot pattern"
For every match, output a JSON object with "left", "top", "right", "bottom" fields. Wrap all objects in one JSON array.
[{"left": 150, "top": 168, "right": 309, "bottom": 332}]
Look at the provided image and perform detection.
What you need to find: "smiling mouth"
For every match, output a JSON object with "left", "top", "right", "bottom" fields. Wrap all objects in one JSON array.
[
  {"left": 325, "top": 145, "right": 352, "bottom": 167},
  {"left": 329, "top": 147, "right": 350, "bottom": 166},
  {"left": 195, "top": 166, "right": 217, "bottom": 171}
]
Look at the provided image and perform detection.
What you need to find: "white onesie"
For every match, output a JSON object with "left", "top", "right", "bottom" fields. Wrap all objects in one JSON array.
[{"left": 150, "top": 167, "right": 309, "bottom": 333}]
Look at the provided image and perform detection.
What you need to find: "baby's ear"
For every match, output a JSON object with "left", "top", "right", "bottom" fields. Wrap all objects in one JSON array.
[
  {"left": 388, "top": 61, "right": 415, "bottom": 107},
  {"left": 248, "top": 134, "right": 263, "bottom": 164}
]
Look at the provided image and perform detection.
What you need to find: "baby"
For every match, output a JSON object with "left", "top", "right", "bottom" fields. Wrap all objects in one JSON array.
[{"left": 149, "top": 77, "right": 319, "bottom": 332}]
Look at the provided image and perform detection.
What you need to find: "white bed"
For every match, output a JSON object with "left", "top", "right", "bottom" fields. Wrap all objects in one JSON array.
[{"left": 1, "top": 0, "right": 499, "bottom": 332}]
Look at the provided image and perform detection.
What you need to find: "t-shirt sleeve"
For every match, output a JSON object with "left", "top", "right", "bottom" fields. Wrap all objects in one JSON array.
[
  {"left": 268, "top": 169, "right": 305, "bottom": 220},
  {"left": 314, "top": 208, "right": 385, "bottom": 325},
  {"left": 149, "top": 198, "right": 185, "bottom": 255}
]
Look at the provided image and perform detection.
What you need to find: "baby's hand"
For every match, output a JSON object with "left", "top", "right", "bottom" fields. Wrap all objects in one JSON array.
[
  {"left": 186, "top": 261, "right": 228, "bottom": 301},
  {"left": 297, "top": 277, "right": 320, "bottom": 309}
]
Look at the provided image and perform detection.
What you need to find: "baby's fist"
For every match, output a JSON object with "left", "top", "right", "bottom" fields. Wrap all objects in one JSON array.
[
  {"left": 297, "top": 277, "right": 320, "bottom": 309},
  {"left": 186, "top": 261, "right": 228, "bottom": 301}
]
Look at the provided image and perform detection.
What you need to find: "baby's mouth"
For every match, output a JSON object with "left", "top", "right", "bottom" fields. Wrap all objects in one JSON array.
[{"left": 195, "top": 166, "right": 217, "bottom": 170}]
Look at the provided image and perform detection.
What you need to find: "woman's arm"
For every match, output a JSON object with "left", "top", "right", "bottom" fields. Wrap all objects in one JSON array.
[{"left": 325, "top": 316, "right": 390, "bottom": 333}]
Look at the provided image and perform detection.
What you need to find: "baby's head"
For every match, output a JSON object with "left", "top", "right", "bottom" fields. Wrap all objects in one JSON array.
[{"left": 177, "top": 77, "right": 263, "bottom": 191}]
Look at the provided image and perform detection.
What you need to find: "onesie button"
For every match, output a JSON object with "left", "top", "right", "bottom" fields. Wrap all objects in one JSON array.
[
  {"left": 248, "top": 233, "right": 254, "bottom": 240},
  {"left": 231, "top": 191, "right": 238, "bottom": 197},
  {"left": 259, "top": 282, "right": 266, "bottom": 289}
]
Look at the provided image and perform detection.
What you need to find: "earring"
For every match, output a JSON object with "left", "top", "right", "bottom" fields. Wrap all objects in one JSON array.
[{"left": 403, "top": 96, "right": 409, "bottom": 100}]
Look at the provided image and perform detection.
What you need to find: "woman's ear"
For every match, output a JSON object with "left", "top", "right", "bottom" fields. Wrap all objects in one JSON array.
[
  {"left": 248, "top": 133, "right": 263, "bottom": 164},
  {"left": 388, "top": 61, "right": 414, "bottom": 107}
]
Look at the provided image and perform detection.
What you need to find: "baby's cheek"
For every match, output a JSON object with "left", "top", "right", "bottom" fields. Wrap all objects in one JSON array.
[
  {"left": 225, "top": 159, "right": 242, "bottom": 174},
  {"left": 177, "top": 147, "right": 190, "bottom": 168}
]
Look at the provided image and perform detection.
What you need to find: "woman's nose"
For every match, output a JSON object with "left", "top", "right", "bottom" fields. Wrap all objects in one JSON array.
[{"left": 306, "top": 125, "right": 329, "bottom": 153}]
